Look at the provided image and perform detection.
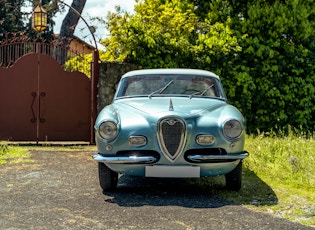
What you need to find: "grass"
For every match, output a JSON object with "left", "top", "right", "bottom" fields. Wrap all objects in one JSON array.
[
  {"left": 1, "top": 133, "right": 314, "bottom": 227},
  {"left": 0, "top": 142, "right": 96, "bottom": 165},
  {"left": 217, "top": 131, "right": 315, "bottom": 227},
  {"left": 0, "top": 143, "right": 33, "bottom": 164}
]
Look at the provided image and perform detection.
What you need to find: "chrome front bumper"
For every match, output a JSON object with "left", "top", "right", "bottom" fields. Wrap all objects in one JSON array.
[
  {"left": 187, "top": 151, "right": 249, "bottom": 162},
  {"left": 92, "top": 151, "right": 248, "bottom": 164},
  {"left": 92, "top": 153, "right": 158, "bottom": 164}
]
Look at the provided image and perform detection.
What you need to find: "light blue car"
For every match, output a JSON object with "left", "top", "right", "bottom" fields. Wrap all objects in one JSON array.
[{"left": 93, "top": 69, "right": 248, "bottom": 191}]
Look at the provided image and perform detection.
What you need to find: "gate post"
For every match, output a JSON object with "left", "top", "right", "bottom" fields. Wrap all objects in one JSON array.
[{"left": 91, "top": 50, "right": 99, "bottom": 144}]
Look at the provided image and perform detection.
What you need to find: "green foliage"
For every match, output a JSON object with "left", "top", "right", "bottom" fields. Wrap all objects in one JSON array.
[
  {"left": 65, "top": 54, "right": 92, "bottom": 77},
  {"left": 64, "top": 51, "right": 111, "bottom": 78},
  {"left": 100, "top": 0, "right": 315, "bottom": 134},
  {"left": 226, "top": 0, "right": 315, "bottom": 133},
  {"left": 0, "top": 0, "right": 26, "bottom": 40},
  {"left": 0, "top": 0, "right": 58, "bottom": 42},
  {"left": 101, "top": 0, "right": 241, "bottom": 71}
]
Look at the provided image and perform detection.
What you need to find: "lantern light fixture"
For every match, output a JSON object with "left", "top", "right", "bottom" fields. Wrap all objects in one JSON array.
[{"left": 32, "top": 0, "right": 47, "bottom": 33}]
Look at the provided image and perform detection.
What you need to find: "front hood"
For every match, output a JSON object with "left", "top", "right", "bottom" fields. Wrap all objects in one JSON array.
[{"left": 114, "top": 97, "right": 227, "bottom": 117}]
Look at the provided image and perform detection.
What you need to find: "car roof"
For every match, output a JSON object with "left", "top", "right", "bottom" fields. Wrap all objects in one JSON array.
[{"left": 121, "top": 68, "right": 220, "bottom": 80}]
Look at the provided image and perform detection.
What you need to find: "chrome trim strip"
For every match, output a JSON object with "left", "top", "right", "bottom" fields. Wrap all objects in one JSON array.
[
  {"left": 187, "top": 152, "right": 249, "bottom": 162},
  {"left": 92, "top": 153, "right": 157, "bottom": 164}
]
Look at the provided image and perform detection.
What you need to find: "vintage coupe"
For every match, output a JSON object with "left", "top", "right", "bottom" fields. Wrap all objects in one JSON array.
[{"left": 93, "top": 69, "right": 248, "bottom": 191}]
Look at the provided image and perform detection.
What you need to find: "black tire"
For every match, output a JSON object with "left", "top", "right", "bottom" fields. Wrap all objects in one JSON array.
[
  {"left": 98, "top": 162, "right": 118, "bottom": 192},
  {"left": 225, "top": 160, "right": 242, "bottom": 191}
]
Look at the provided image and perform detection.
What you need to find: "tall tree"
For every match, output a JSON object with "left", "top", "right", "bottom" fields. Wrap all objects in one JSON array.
[
  {"left": 220, "top": 0, "right": 315, "bottom": 132},
  {"left": 101, "top": 0, "right": 315, "bottom": 133},
  {"left": 101, "top": 0, "right": 240, "bottom": 71},
  {"left": 54, "top": 0, "right": 86, "bottom": 65},
  {"left": 0, "top": 0, "right": 26, "bottom": 41},
  {"left": 186, "top": 0, "right": 315, "bottom": 133},
  {"left": 0, "top": 0, "right": 57, "bottom": 42},
  {"left": 26, "top": 0, "right": 58, "bottom": 42}
]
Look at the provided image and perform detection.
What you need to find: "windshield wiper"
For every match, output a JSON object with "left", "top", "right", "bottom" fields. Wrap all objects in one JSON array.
[
  {"left": 149, "top": 80, "right": 174, "bottom": 98},
  {"left": 189, "top": 84, "right": 214, "bottom": 99}
]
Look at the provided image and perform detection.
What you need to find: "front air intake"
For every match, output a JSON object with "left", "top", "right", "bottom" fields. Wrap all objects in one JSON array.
[{"left": 157, "top": 117, "right": 186, "bottom": 161}]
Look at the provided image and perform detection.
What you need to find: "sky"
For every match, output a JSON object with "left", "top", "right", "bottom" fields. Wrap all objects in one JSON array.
[{"left": 53, "top": 0, "right": 136, "bottom": 49}]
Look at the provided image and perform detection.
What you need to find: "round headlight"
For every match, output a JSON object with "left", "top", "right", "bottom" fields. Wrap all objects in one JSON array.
[
  {"left": 99, "top": 121, "right": 118, "bottom": 140},
  {"left": 223, "top": 119, "right": 243, "bottom": 139}
]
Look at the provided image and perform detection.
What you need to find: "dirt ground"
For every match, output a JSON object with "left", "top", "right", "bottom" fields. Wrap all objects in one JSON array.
[{"left": 0, "top": 150, "right": 313, "bottom": 229}]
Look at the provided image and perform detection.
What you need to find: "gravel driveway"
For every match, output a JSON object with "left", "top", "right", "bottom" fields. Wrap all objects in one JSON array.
[{"left": 0, "top": 150, "right": 313, "bottom": 230}]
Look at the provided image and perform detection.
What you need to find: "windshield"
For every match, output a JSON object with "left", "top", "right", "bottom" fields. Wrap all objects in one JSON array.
[{"left": 115, "top": 74, "right": 227, "bottom": 99}]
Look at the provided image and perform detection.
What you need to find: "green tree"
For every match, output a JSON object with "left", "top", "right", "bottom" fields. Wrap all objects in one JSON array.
[
  {"left": 54, "top": 0, "right": 87, "bottom": 65},
  {"left": 0, "top": 0, "right": 26, "bottom": 40},
  {"left": 191, "top": 0, "right": 315, "bottom": 133},
  {"left": 101, "top": 0, "right": 241, "bottom": 72},
  {"left": 0, "top": 0, "right": 57, "bottom": 42},
  {"left": 221, "top": 0, "right": 315, "bottom": 133},
  {"left": 101, "top": 0, "right": 315, "bottom": 133},
  {"left": 26, "top": 0, "right": 59, "bottom": 41}
]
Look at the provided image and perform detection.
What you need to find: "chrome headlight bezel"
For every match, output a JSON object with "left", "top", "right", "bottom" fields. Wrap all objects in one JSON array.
[
  {"left": 98, "top": 121, "right": 118, "bottom": 140},
  {"left": 223, "top": 119, "right": 243, "bottom": 139}
]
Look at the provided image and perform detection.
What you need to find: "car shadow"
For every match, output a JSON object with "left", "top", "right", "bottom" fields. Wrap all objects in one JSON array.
[{"left": 103, "top": 168, "right": 278, "bottom": 208}]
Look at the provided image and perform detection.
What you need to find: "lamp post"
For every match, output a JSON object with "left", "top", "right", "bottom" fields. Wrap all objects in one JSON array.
[{"left": 32, "top": 0, "right": 48, "bottom": 144}]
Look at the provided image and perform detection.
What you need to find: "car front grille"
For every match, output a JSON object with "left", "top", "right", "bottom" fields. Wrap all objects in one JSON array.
[{"left": 157, "top": 117, "right": 186, "bottom": 161}]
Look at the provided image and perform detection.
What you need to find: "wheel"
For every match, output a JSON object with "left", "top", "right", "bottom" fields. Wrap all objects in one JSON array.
[
  {"left": 98, "top": 162, "right": 118, "bottom": 191},
  {"left": 225, "top": 161, "right": 242, "bottom": 191}
]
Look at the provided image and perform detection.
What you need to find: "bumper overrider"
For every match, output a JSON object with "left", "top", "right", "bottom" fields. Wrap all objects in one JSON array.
[{"left": 92, "top": 151, "right": 249, "bottom": 164}]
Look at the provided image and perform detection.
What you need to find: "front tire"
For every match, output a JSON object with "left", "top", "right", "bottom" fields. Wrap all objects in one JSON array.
[
  {"left": 225, "top": 161, "right": 242, "bottom": 191},
  {"left": 98, "top": 162, "right": 118, "bottom": 191}
]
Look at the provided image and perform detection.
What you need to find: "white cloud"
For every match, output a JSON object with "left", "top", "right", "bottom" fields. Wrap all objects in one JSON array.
[{"left": 53, "top": 0, "right": 135, "bottom": 48}]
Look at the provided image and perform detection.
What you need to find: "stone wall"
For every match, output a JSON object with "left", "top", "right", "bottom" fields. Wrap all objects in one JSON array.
[{"left": 97, "top": 62, "right": 138, "bottom": 112}]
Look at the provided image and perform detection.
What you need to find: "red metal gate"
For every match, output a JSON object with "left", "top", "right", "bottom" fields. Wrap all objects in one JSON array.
[{"left": 0, "top": 53, "right": 91, "bottom": 142}]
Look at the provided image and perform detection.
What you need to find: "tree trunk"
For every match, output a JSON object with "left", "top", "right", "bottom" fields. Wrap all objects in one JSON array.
[{"left": 53, "top": 0, "right": 86, "bottom": 65}]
